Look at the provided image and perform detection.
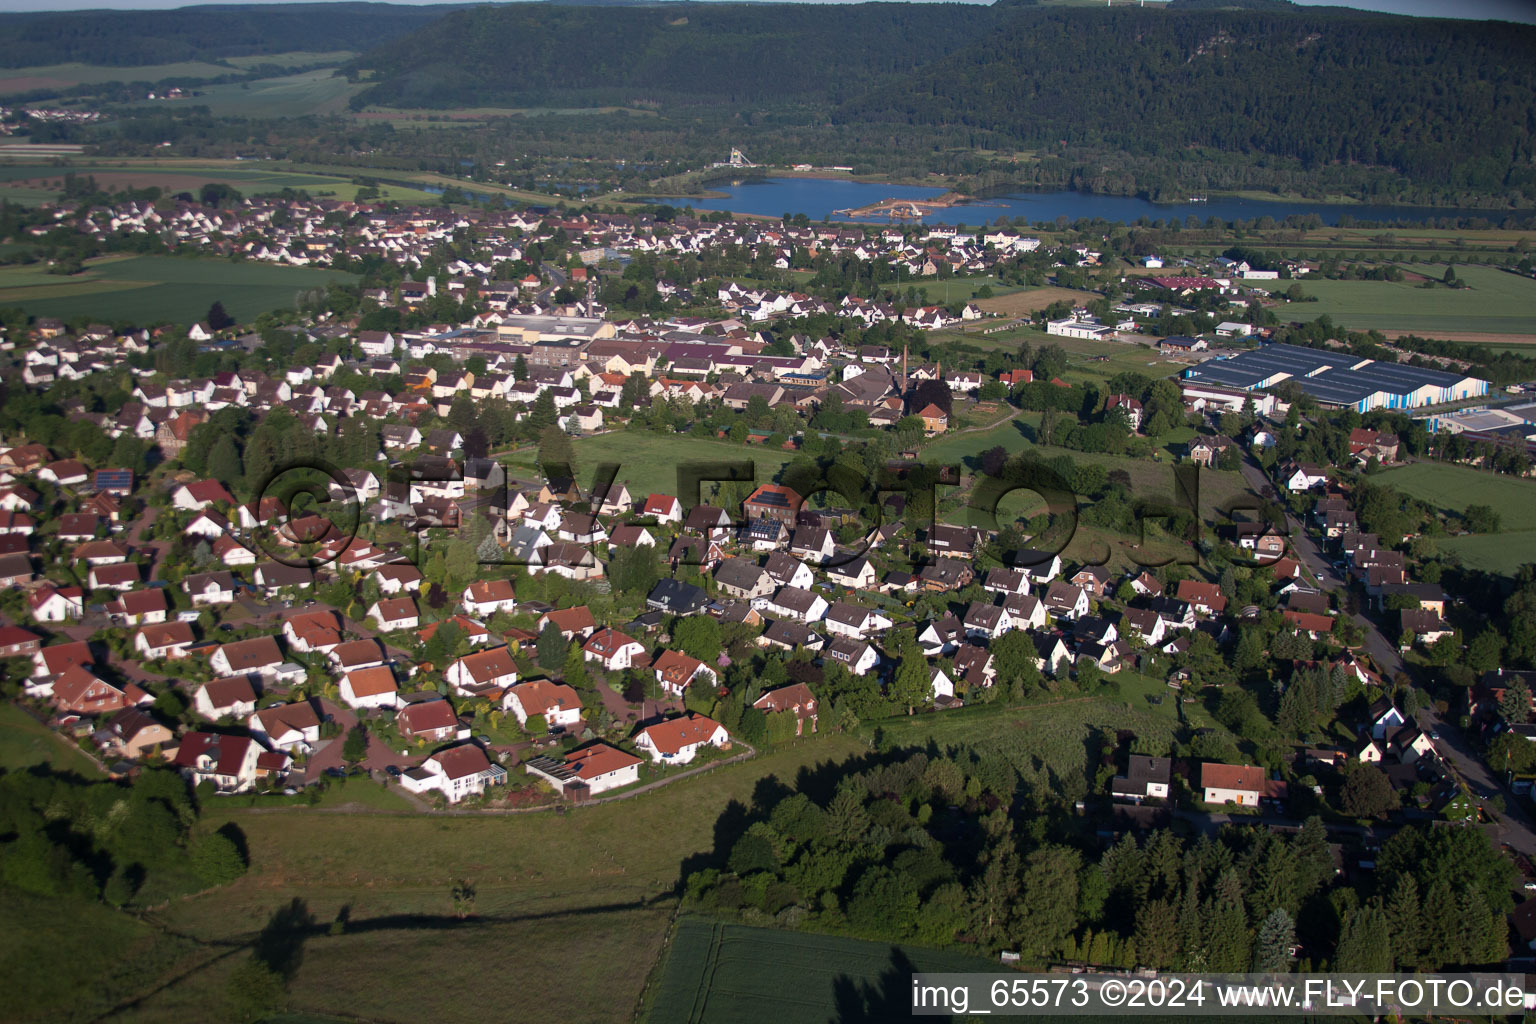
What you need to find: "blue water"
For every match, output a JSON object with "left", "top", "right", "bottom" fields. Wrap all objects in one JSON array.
[{"left": 685, "top": 177, "right": 1514, "bottom": 227}]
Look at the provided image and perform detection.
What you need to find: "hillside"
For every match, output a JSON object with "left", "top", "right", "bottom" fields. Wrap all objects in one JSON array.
[
  {"left": 346, "top": 2, "right": 1003, "bottom": 109},
  {"left": 0, "top": 3, "right": 462, "bottom": 68},
  {"left": 845, "top": 6, "right": 1536, "bottom": 192},
  {"left": 345, "top": 1, "right": 1536, "bottom": 198}
]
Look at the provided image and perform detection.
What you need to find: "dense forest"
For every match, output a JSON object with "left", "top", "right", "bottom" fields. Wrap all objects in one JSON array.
[
  {"left": 339, "top": 1, "right": 1536, "bottom": 203},
  {"left": 850, "top": 6, "right": 1536, "bottom": 195},
  {"left": 345, "top": 2, "right": 999, "bottom": 110},
  {"left": 685, "top": 747, "right": 1517, "bottom": 970},
  {"left": 0, "top": 3, "right": 457, "bottom": 67}
]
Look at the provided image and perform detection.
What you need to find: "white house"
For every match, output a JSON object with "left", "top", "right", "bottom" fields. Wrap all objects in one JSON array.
[
  {"left": 503, "top": 679, "right": 583, "bottom": 730},
  {"left": 446, "top": 646, "right": 520, "bottom": 695},
  {"left": 401, "top": 744, "right": 507, "bottom": 804},
  {"left": 652, "top": 649, "right": 718, "bottom": 697},
  {"left": 193, "top": 677, "right": 259, "bottom": 721},
  {"left": 581, "top": 628, "right": 647, "bottom": 672},
  {"left": 824, "top": 557, "right": 877, "bottom": 590},
  {"left": 822, "top": 601, "right": 894, "bottom": 639},
  {"left": 462, "top": 579, "right": 518, "bottom": 617},
  {"left": 525, "top": 742, "right": 641, "bottom": 795},
  {"left": 339, "top": 666, "right": 399, "bottom": 709},
  {"left": 634, "top": 713, "right": 729, "bottom": 765},
  {"left": 183, "top": 571, "right": 237, "bottom": 606},
  {"left": 248, "top": 701, "right": 322, "bottom": 752},
  {"left": 368, "top": 596, "right": 420, "bottom": 632},
  {"left": 29, "top": 585, "right": 84, "bottom": 623}
]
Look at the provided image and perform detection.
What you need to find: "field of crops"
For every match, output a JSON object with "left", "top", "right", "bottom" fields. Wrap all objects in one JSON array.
[
  {"left": 502, "top": 430, "right": 799, "bottom": 496},
  {"left": 646, "top": 918, "right": 1000, "bottom": 1024},
  {"left": 1376, "top": 461, "right": 1536, "bottom": 531},
  {"left": 0, "top": 159, "right": 442, "bottom": 207},
  {"left": 0, "top": 253, "right": 358, "bottom": 324},
  {"left": 865, "top": 696, "right": 1191, "bottom": 805},
  {"left": 121, "top": 68, "right": 365, "bottom": 118},
  {"left": 1262, "top": 264, "right": 1536, "bottom": 337}
]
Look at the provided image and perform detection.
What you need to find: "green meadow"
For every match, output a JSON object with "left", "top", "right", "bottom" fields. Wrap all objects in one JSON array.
[
  {"left": 1264, "top": 264, "right": 1536, "bottom": 337},
  {"left": 0, "top": 253, "right": 358, "bottom": 324}
]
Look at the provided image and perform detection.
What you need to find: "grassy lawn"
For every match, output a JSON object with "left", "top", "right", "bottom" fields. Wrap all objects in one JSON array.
[
  {"left": 1375, "top": 461, "right": 1536, "bottom": 530},
  {"left": 1373, "top": 462, "right": 1536, "bottom": 575},
  {"left": 504, "top": 430, "right": 799, "bottom": 495},
  {"left": 863, "top": 693, "right": 1202, "bottom": 804},
  {"left": 120, "top": 69, "right": 365, "bottom": 118},
  {"left": 1261, "top": 264, "right": 1536, "bottom": 336},
  {"left": 646, "top": 917, "right": 1000, "bottom": 1024},
  {"left": 1428, "top": 532, "right": 1536, "bottom": 576},
  {"left": 0, "top": 160, "right": 442, "bottom": 206},
  {"left": 87, "top": 734, "right": 869, "bottom": 1024},
  {"left": 0, "top": 701, "right": 105, "bottom": 777},
  {"left": 0, "top": 253, "right": 358, "bottom": 324},
  {"left": 0, "top": 61, "right": 234, "bottom": 93}
]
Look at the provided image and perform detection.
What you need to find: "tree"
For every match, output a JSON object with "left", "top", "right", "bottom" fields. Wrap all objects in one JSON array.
[
  {"left": 206, "top": 434, "right": 243, "bottom": 484},
  {"left": 225, "top": 957, "right": 285, "bottom": 1023},
  {"left": 889, "top": 642, "right": 931, "bottom": 714},
  {"left": 536, "top": 622, "right": 568, "bottom": 672},
  {"left": 1463, "top": 504, "right": 1501, "bottom": 533},
  {"left": 537, "top": 424, "right": 574, "bottom": 473},
  {"left": 1133, "top": 897, "right": 1180, "bottom": 969},
  {"left": 1335, "top": 904, "right": 1392, "bottom": 972},
  {"left": 1252, "top": 907, "right": 1296, "bottom": 973},
  {"left": 1340, "top": 760, "right": 1396, "bottom": 818},
  {"left": 1499, "top": 679, "right": 1531, "bottom": 725},
  {"left": 1017, "top": 845, "right": 1081, "bottom": 958},
  {"left": 206, "top": 301, "right": 235, "bottom": 331},
  {"left": 562, "top": 645, "right": 590, "bottom": 689},
  {"left": 191, "top": 826, "right": 248, "bottom": 886},
  {"left": 673, "top": 616, "right": 722, "bottom": 662},
  {"left": 341, "top": 723, "right": 369, "bottom": 764}
]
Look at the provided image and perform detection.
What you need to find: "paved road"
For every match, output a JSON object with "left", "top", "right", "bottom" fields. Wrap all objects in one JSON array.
[{"left": 1242, "top": 451, "right": 1536, "bottom": 854}]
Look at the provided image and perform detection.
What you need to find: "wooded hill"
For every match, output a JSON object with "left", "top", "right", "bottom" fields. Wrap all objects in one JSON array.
[
  {"left": 345, "top": 1, "right": 1536, "bottom": 197},
  {"left": 0, "top": 3, "right": 460, "bottom": 67},
  {"left": 345, "top": 2, "right": 1001, "bottom": 109}
]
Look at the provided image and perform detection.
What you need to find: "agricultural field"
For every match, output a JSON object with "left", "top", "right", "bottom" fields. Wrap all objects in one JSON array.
[
  {"left": 973, "top": 285, "right": 1094, "bottom": 318},
  {"left": 0, "top": 159, "right": 442, "bottom": 206},
  {"left": 502, "top": 430, "right": 799, "bottom": 496},
  {"left": 1374, "top": 462, "right": 1536, "bottom": 575},
  {"left": 1261, "top": 264, "right": 1536, "bottom": 337},
  {"left": 0, "top": 61, "right": 234, "bottom": 95},
  {"left": 0, "top": 253, "right": 358, "bottom": 324},
  {"left": 0, "top": 702, "right": 103, "bottom": 777},
  {"left": 645, "top": 918, "right": 1000, "bottom": 1024},
  {"left": 19, "top": 734, "right": 868, "bottom": 1024},
  {"left": 120, "top": 68, "right": 364, "bottom": 118},
  {"left": 1431, "top": 532, "right": 1536, "bottom": 576},
  {"left": 1376, "top": 461, "right": 1536, "bottom": 532},
  {"left": 862, "top": 692, "right": 1210, "bottom": 804}
]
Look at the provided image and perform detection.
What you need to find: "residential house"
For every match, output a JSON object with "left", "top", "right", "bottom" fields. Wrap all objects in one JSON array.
[
  {"left": 503, "top": 679, "right": 583, "bottom": 730},
  {"left": 1111, "top": 754, "right": 1171, "bottom": 803},
  {"left": 524, "top": 743, "right": 641, "bottom": 796},
  {"left": 401, "top": 744, "right": 506, "bottom": 804},
  {"left": 753, "top": 683, "right": 818, "bottom": 735},
  {"left": 446, "top": 646, "right": 519, "bottom": 696},
  {"left": 248, "top": 701, "right": 322, "bottom": 752},
  {"left": 634, "top": 713, "right": 729, "bottom": 764},
  {"left": 1200, "top": 762, "right": 1284, "bottom": 807},
  {"left": 582, "top": 628, "right": 647, "bottom": 672},
  {"left": 170, "top": 732, "right": 262, "bottom": 793},
  {"left": 653, "top": 649, "right": 718, "bottom": 697},
  {"left": 340, "top": 666, "right": 399, "bottom": 709},
  {"left": 396, "top": 698, "right": 464, "bottom": 743}
]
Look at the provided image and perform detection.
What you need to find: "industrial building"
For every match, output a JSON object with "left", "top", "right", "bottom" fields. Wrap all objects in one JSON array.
[{"left": 1181, "top": 343, "right": 1488, "bottom": 413}]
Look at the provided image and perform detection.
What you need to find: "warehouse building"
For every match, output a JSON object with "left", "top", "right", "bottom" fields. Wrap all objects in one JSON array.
[{"left": 1183, "top": 343, "right": 1487, "bottom": 414}]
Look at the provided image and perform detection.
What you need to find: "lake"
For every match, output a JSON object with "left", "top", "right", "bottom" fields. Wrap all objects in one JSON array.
[{"left": 684, "top": 177, "right": 1510, "bottom": 227}]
